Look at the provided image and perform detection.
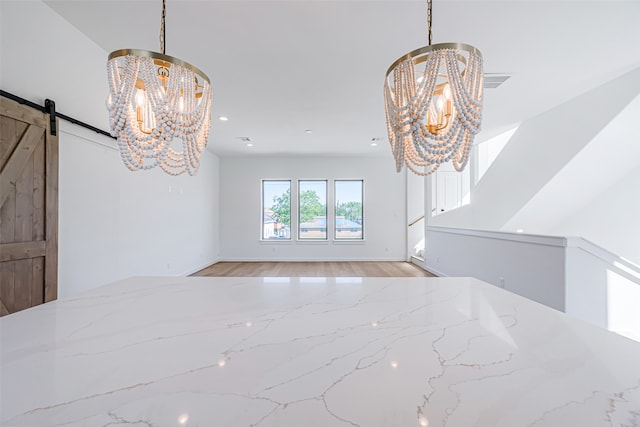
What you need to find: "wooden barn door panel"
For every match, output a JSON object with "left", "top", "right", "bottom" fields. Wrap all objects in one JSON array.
[{"left": 0, "top": 98, "right": 58, "bottom": 316}]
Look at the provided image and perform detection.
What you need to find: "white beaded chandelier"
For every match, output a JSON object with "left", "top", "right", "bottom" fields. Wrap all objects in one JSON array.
[
  {"left": 106, "top": 0, "right": 212, "bottom": 176},
  {"left": 384, "top": 0, "right": 483, "bottom": 176}
]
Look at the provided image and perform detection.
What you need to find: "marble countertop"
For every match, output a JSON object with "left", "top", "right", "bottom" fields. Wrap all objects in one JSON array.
[{"left": 2, "top": 276, "right": 639, "bottom": 427}]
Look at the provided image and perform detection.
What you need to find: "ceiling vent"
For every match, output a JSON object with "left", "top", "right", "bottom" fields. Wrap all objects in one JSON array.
[{"left": 483, "top": 74, "right": 511, "bottom": 89}]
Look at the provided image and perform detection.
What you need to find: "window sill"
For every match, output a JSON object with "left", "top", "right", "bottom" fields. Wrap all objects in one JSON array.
[
  {"left": 259, "top": 239, "right": 293, "bottom": 245},
  {"left": 333, "top": 239, "right": 366, "bottom": 245},
  {"left": 296, "top": 239, "right": 329, "bottom": 245}
]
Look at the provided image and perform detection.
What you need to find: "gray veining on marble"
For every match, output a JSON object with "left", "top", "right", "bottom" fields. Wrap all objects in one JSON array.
[{"left": 2, "top": 276, "right": 639, "bottom": 426}]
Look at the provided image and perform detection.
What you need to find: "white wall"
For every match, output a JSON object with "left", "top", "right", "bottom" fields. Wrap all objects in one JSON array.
[
  {"left": 0, "top": 1, "right": 107, "bottom": 130},
  {"left": 565, "top": 245, "right": 608, "bottom": 330},
  {"left": 2, "top": 1, "right": 220, "bottom": 297},
  {"left": 474, "top": 127, "right": 517, "bottom": 185},
  {"left": 429, "top": 68, "right": 640, "bottom": 232},
  {"left": 424, "top": 227, "right": 640, "bottom": 341},
  {"left": 502, "top": 90, "right": 640, "bottom": 265},
  {"left": 58, "top": 123, "right": 219, "bottom": 297},
  {"left": 219, "top": 156, "right": 405, "bottom": 261},
  {"left": 550, "top": 166, "right": 640, "bottom": 265},
  {"left": 407, "top": 170, "right": 424, "bottom": 227},
  {"left": 564, "top": 238, "right": 640, "bottom": 342},
  {"left": 424, "top": 226, "right": 567, "bottom": 311},
  {"left": 406, "top": 170, "right": 424, "bottom": 259}
]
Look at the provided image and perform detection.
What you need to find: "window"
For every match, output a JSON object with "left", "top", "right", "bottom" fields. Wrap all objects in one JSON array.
[
  {"left": 335, "top": 180, "right": 363, "bottom": 240},
  {"left": 262, "top": 180, "right": 291, "bottom": 240},
  {"left": 261, "top": 179, "right": 364, "bottom": 241},
  {"left": 298, "top": 180, "right": 327, "bottom": 240}
]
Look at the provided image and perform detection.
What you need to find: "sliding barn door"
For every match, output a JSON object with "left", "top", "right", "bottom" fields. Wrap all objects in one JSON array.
[{"left": 0, "top": 97, "right": 58, "bottom": 316}]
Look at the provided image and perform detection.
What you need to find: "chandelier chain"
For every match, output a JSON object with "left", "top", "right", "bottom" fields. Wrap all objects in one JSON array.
[
  {"left": 427, "top": 0, "right": 432, "bottom": 46},
  {"left": 160, "top": 0, "right": 166, "bottom": 54}
]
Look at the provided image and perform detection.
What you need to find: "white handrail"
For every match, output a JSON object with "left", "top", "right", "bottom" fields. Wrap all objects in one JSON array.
[
  {"left": 408, "top": 215, "right": 425, "bottom": 227},
  {"left": 568, "top": 237, "right": 640, "bottom": 283}
]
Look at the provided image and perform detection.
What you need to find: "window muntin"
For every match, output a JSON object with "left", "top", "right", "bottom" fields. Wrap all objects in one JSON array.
[
  {"left": 335, "top": 180, "right": 363, "bottom": 240},
  {"left": 298, "top": 180, "right": 327, "bottom": 240},
  {"left": 262, "top": 180, "right": 291, "bottom": 240}
]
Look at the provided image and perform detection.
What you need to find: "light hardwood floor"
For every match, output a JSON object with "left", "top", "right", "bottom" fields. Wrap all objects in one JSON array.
[{"left": 192, "top": 262, "right": 435, "bottom": 278}]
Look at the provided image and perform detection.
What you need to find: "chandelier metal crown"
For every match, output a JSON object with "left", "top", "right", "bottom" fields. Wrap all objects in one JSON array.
[
  {"left": 106, "top": 0, "right": 212, "bottom": 176},
  {"left": 384, "top": 0, "right": 483, "bottom": 176}
]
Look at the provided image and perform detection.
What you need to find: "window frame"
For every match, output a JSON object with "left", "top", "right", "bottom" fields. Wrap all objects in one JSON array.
[
  {"left": 297, "top": 179, "right": 328, "bottom": 241},
  {"left": 261, "top": 179, "right": 292, "bottom": 241},
  {"left": 334, "top": 179, "right": 364, "bottom": 241}
]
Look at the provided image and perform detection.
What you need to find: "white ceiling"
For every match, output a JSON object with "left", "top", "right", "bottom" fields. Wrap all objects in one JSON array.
[{"left": 44, "top": 0, "right": 640, "bottom": 158}]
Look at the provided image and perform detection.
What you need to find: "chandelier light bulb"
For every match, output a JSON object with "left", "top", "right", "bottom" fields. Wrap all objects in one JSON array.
[
  {"left": 135, "top": 89, "right": 146, "bottom": 107},
  {"left": 443, "top": 83, "right": 452, "bottom": 100}
]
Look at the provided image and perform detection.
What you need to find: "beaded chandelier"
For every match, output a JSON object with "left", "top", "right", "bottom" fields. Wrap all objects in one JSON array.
[
  {"left": 106, "top": 0, "right": 212, "bottom": 176},
  {"left": 384, "top": 0, "right": 483, "bottom": 176}
]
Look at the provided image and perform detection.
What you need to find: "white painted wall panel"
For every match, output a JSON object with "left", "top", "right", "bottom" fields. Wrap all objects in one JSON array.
[
  {"left": 564, "top": 246, "right": 608, "bottom": 330},
  {"left": 425, "top": 227, "right": 566, "bottom": 311}
]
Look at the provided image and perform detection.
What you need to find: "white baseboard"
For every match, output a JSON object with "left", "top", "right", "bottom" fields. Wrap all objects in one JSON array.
[
  {"left": 410, "top": 257, "right": 444, "bottom": 277},
  {"left": 410, "top": 255, "right": 424, "bottom": 266},
  {"left": 217, "top": 257, "right": 407, "bottom": 262},
  {"left": 179, "top": 258, "right": 220, "bottom": 277},
  {"left": 423, "top": 264, "right": 447, "bottom": 277}
]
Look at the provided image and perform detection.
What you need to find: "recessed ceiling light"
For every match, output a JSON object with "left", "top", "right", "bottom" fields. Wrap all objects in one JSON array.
[
  {"left": 371, "top": 137, "right": 384, "bottom": 147},
  {"left": 246, "top": 143, "right": 253, "bottom": 147},
  {"left": 218, "top": 116, "right": 229, "bottom": 121},
  {"left": 305, "top": 129, "right": 313, "bottom": 134},
  {"left": 516, "top": 229, "right": 524, "bottom": 233}
]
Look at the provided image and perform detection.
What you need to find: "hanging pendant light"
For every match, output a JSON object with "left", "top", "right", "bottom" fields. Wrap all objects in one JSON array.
[
  {"left": 384, "top": 0, "right": 483, "bottom": 176},
  {"left": 106, "top": 0, "right": 212, "bottom": 176}
]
